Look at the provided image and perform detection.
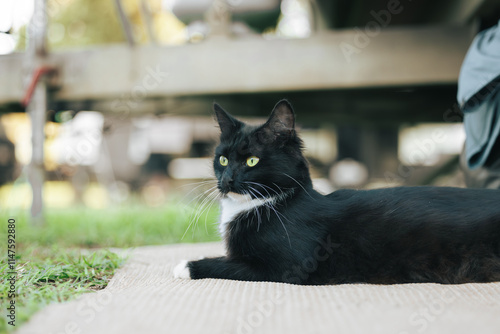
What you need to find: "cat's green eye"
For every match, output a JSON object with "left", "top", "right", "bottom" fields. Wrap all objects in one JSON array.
[
  {"left": 219, "top": 155, "right": 228, "bottom": 166},
  {"left": 246, "top": 156, "right": 260, "bottom": 167}
]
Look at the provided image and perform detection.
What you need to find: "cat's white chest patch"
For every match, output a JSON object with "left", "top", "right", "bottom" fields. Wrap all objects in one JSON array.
[{"left": 219, "top": 192, "right": 275, "bottom": 238}]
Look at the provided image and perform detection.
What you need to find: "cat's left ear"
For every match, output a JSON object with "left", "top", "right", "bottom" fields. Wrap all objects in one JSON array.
[
  {"left": 258, "top": 100, "right": 295, "bottom": 144},
  {"left": 213, "top": 103, "right": 243, "bottom": 139}
]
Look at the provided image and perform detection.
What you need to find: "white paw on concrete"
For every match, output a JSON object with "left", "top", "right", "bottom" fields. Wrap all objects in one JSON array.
[{"left": 173, "top": 260, "right": 191, "bottom": 279}]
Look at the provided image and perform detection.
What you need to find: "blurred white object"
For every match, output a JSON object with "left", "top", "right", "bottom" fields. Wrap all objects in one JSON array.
[
  {"left": 312, "top": 178, "right": 334, "bottom": 194},
  {"left": 277, "top": 0, "right": 311, "bottom": 38},
  {"left": 168, "top": 158, "right": 214, "bottom": 179},
  {"left": 329, "top": 158, "right": 369, "bottom": 188},
  {"left": 144, "top": 117, "right": 193, "bottom": 154},
  {"left": 55, "top": 111, "right": 104, "bottom": 166},
  {"left": 399, "top": 124, "right": 465, "bottom": 166},
  {"left": 0, "top": 33, "right": 15, "bottom": 55}
]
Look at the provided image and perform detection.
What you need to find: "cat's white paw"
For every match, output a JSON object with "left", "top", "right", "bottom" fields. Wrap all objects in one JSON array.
[{"left": 173, "top": 260, "right": 191, "bottom": 279}]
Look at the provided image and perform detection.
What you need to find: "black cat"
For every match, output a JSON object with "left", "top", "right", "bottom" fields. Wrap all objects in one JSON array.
[{"left": 174, "top": 100, "right": 500, "bottom": 285}]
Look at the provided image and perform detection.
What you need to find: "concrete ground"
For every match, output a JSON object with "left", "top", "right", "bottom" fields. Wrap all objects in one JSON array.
[{"left": 17, "top": 242, "right": 500, "bottom": 334}]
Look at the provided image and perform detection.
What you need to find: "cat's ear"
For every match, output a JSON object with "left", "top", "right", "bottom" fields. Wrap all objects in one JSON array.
[
  {"left": 268, "top": 99, "right": 295, "bottom": 132},
  {"left": 213, "top": 103, "right": 242, "bottom": 138},
  {"left": 257, "top": 100, "right": 295, "bottom": 145}
]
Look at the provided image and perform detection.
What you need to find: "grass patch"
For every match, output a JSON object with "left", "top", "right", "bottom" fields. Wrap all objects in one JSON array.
[
  {"left": 0, "top": 203, "right": 220, "bottom": 249},
  {"left": 0, "top": 247, "right": 124, "bottom": 332},
  {"left": 0, "top": 200, "right": 221, "bottom": 331}
]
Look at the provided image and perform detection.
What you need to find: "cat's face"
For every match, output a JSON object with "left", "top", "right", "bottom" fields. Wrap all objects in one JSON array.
[{"left": 213, "top": 100, "right": 310, "bottom": 200}]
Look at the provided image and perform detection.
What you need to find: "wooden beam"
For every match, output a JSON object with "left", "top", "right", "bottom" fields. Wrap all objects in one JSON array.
[
  {"left": 0, "top": 26, "right": 474, "bottom": 108},
  {"left": 433, "top": 0, "right": 489, "bottom": 25}
]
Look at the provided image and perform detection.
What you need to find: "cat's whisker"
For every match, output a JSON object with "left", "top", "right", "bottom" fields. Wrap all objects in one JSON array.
[
  {"left": 177, "top": 179, "right": 217, "bottom": 189},
  {"left": 192, "top": 188, "right": 219, "bottom": 228},
  {"left": 282, "top": 173, "right": 314, "bottom": 199},
  {"left": 183, "top": 181, "right": 218, "bottom": 203},
  {"left": 248, "top": 182, "right": 292, "bottom": 203},
  {"left": 247, "top": 186, "right": 267, "bottom": 202},
  {"left": 203, "top": 192, "right": 221, "bottom": 234},
  {"left": 193, "top": 190, "right": 218, "bottom": 237},
  {"left": 182, "top": 186, "right": 219, "bottom": 240},
  {"left": 183, "top": 184, "right": 219, "bottom": 208},
  {"left": 268, "top": 182, "right": 287, "bottom": 197},
  {"left": 245, "top": 185, "right": 292, "bottom": 246},
  {"left": 190, "top": 189, "right": 220, "bottom": 238},
  {"left": 272, "top": 182, "right": 292, "bottom": 197},
  {"left": 272, "top": 182, "right": 290, "bottom": 198},
  {"left": 247, "top": 184, "right": 294, "bottom": 243},
  {"left": 178, "top": 179, "right": 217, "bottom": 199},
  {"left": 244, "top": 181, "right": 280, "bottom": 198},
  {"left": 264, "top": 200, "right": 292, "bottom": 248},
  {"left": 184, "top": 178, "right": 217, "bottom": 185},
  {"left": 247, "top": 188, "right": 263, "bottom": 232}
]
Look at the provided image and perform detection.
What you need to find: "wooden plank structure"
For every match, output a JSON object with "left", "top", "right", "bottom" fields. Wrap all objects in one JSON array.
[{"left": 0, "top": 26, "right": 474, "bottom": 106}]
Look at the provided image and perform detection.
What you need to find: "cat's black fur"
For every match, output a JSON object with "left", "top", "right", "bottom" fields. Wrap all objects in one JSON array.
[{"left": 184, "top": 100, "right": 500, "bottom": 285}]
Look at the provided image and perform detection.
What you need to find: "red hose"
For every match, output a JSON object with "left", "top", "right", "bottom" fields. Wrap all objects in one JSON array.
[{"left": 22, "top": 66, "right": 56, "bottom": 108}]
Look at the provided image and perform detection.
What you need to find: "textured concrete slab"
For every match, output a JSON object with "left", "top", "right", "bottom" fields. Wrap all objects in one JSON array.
[{"left": 16, "top": 242, "right": 500, "bottom": 334}]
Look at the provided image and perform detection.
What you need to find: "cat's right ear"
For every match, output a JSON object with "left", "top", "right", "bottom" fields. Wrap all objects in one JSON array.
[{"left": 213, "top": 103, "right": 242, "bottom": 139}]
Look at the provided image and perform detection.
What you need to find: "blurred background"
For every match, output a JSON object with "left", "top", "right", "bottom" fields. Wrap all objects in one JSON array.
[{"left": 1, "top": 0, "right": 500, "bottom": 218}]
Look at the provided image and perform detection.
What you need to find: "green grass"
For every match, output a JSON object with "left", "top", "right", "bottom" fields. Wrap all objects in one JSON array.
[
  {"left": 0, "top": 200, "right": 221, "bottom": 332},
  {"left": 0, "top": 247, "right": 123, "bottom": 332},
  {"left": 0, "top": 202, "right": 221, "bottom": 249}
]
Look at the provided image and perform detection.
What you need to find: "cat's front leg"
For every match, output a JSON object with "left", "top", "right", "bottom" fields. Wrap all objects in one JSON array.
[
  {"left": 173, "top": 257, "right": 267, "bottom": 282},
  {"left": 173, "top": 260, "right": 192, "bottom": 279}
]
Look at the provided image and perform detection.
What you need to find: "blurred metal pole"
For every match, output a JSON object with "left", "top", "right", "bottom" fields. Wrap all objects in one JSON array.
[
  {"left": 140, "top": 0, "right": 157, "bottom": 45},
  {"left": 27, "top": 82, "right": 46, "bottom": 223},
  {"left": 27, "top": 0, "right": 48, "bottom": 224},
  {"left": 114, "top": 0, "right": 135, "bottom": 46}
]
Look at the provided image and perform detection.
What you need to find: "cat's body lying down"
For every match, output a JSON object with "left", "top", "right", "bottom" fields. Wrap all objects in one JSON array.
[{"left": 174, "top": 100, "right": 500, "bottom": 285}]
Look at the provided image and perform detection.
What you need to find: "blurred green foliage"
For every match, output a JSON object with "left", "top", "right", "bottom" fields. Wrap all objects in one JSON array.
[{"left": 16, "top": 0, "right": 186, "bottom": 51}]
